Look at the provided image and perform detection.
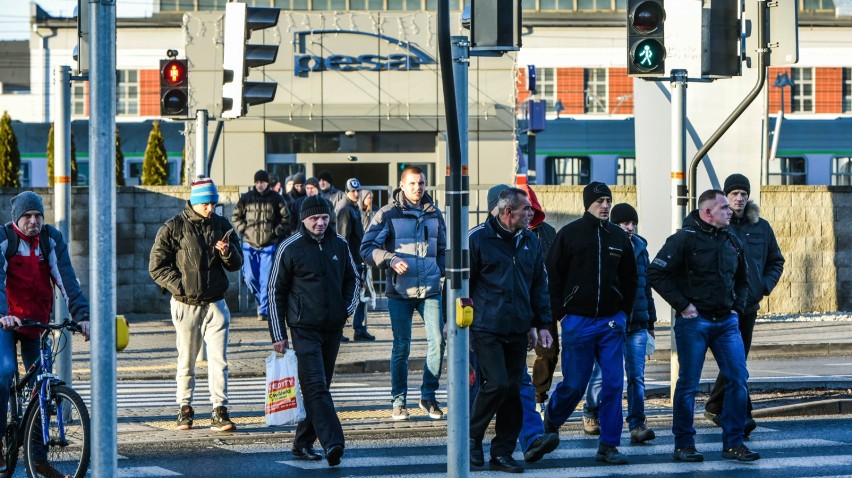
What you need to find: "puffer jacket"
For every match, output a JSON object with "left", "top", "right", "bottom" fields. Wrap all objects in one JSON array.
[
  {"left": 468, "top": 215, "right": 551, "bottom": 336},
  {"left": 647, "top": 210, "right": 748, "bottom": 319},
  {"left": 149, "top": 202, "right": 243, "bottom": 306},
  {"left": 267, "top": 224, "right": 359, "bottom": 343},
  {"left": 729, "top": 201, "right": 785, "bottom": 313},
  {"left": 232, "top": 187, "right": 291, "bottom": 248},
  {"left": 336, "top": 198, "right": 364, "bottom": 264},
  {"left": 627, "top": 233, "right": 657, "bottom": 333},
  {"left": 360, "top": 189, "right": 446, "bottom": 299},
  {"left": 546, "top": 212, "right": 638, "bottom": 319}
]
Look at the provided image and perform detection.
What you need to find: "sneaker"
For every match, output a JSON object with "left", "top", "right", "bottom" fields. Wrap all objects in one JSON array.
[
  {"left": 595, "top": 444, "right": 629, "bottom": 465},
  {"left": 326, "top": 444, "right": 344, "bottom": 467},
  {"left": 176, "top": 404, "right": 194, "bottom": 430},
  {"left": 524, "top": 432, "right": 560, "bottom": 463},
  {"left": 673, "top": 446, "right": 704, "bottom": 462},
  {"left": 722, "top": 444, "right": 760, "bottom": 462},
  {"left": 211, "top": 405, "right": 236, "bottom": 431},
  {"left": 744, "top": 417, "right": 757, "bottom": 438},
  {"left": 34, "top": 461, "right": 69, "bottom": 478},
  {"left": 630, "top": 424, "right": 656, "bottom": 444},
  {"left": 489, "top": 455, "right": 524, "bottom": 473},
  {"left": 419, "top": 399, "right": 444, "bottom": 419},
  {"left": 583, "top": 416, "right": 601, "bottom": 435},
  {"left": 391, "top": 404, "right": 410, "bottom": 421},
  {"left": 354, "top": 330, "right": 376, "bottom": 341},
  {"left": 703, "top": 410, "right": 722, "bottom": 427}
]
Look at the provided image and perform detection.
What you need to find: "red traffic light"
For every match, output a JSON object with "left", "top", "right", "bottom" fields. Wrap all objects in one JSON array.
[
  {"left": 630, "top": 1, "right": 665, "bottom": 34},
  {"left": 162, "top": 60, "right": 187, "bottom": 86}
]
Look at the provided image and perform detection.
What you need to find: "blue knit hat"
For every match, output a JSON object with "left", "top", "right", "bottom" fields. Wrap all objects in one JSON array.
[{"left": 189, "top": 176, "right": 219, "bottom": 205}]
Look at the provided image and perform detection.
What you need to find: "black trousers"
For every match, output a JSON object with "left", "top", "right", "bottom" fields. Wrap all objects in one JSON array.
[
  {"left": 469, "top": 330, "right": 528, "bottom": 457},
  {"left": 705, "top": 309, "right": 757, "bottom": 416},
  {"left": 532, "top": 319, "right": 560, "bottom": 403},
  {"left": 291, "top": 327, "right": 345, "bottom": 452}
]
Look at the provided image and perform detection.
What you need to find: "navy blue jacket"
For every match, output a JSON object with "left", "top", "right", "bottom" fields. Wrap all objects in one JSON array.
[
  {"left": 627, "top": 233, "right": 657, "bottom": 333},
  {"left": 468, "top": 216, "right": 551, "bottom": 336},
  {"left": 730, "top": 201, "right": 785, "bottom": 313}
]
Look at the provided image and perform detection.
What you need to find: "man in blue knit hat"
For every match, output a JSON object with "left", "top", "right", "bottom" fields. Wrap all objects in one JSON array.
[{"left": 150, "top": 176, "right": 243, "bottom": 432}]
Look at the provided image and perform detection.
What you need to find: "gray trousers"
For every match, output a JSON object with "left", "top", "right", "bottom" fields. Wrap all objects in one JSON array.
[{"left": 170, "top": 297, "right": 230, "bottom": 407}]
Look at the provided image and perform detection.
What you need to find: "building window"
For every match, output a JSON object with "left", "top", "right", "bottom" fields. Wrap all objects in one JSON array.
[
  {"left": 273, "top": 0, "right": 309, "bottom": 8},
  {"left": 159, "top": 0, "right": 196, "bottom": 11},
  {"left": 266, "top": 132, "right": 436, "bottom": 154},
  {"left": 197, "top": 0, "right": 227, "bottom": 9},
  {"left": 72, "top": 83, "right": 86, "bottom": 117},
  {"left": 832, "top": 157, "right": 852, "bottom": 186},
  {"left": 584, "top": 68, "right": 608, "bottom": 114},
  {"left": 547, "top": 156, "right": 590, "bottom": 185},
  {"left": 801, "top": 0, "right": 835, "bottom": 11},
  {"left": 425, "top": 0, "right": 464, "bottom": 9},
  {"left": 534, "top": 67, "right": 559, "bottom": 112},
  {"left": 768, "top": 157, "right": 807, "bottom": 185},
  {"left": 116, "top": 70, "right": 139, "bottom": 116},
  {"left": 531, "top": 0, "right": 625, "bottom": 11},
  {"left": 843, "top": 68, "right": 852, "bottom": 113},
  {"left": 790, "top": 68, "right": 814, "bottom": 113},
  {"left": 616, "top": 157, "right": 635, "bottom": 185},
  {"left": 351, "top": 0, "right": 384, "bottom": 8},
  {"left": 19, "top": 162, "right": 31, "bottom": 187},
  {"left": 311, "top": 0, "right": 346, "bottom": 9}
]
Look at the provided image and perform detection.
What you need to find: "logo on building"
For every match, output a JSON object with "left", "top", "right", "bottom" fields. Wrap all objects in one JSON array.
[{"left": 293, "top": 30, "right": 436, "bottom": 77}]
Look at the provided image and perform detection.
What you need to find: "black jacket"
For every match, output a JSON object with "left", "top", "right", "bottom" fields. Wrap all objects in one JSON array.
[
  {"left": 231, "top": 187, "right": 291, "bottom": 248},
  {"left": 267, "top": 225, "right": 359, "bottom": 343},
  {"left": 647, "top": 210, "right": 749, "bottom": 319},
  {"left": 730, "top": 201, "right": 785, "bottom": 313},
  {"left": 546, "top": 212, "right": 638, "bottom": 319},
  {"left": 336, "top": 198, "right": 364, "bottom": 264},
  {"left": 149, "top": 202, "right": 243, "bottom": 306},
  {"left": 468, "top": 216, "right": 551, "bottom": 336}
]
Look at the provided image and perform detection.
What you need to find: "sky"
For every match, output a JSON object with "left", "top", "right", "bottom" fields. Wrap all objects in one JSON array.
[{"left": 0, "top": 0, "right": 154, "bottom": 41}]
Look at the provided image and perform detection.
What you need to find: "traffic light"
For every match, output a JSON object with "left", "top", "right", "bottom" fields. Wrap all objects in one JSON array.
[
  {"left": 73, "top": 0, "right": 89, "bottom": 75},
  {"left": 627, "top": 0, "right": 666, "bottom": 77},
  {"left": 469, "top": 0, "right": 522, "bottom": 56},
  {"left": 160, "top": 59, "right": 189, "bottom": 117},
  {"left": 222, "top": 2, "right": 280, "bottom": 119}
]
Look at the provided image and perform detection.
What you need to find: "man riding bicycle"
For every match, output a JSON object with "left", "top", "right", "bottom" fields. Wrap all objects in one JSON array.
[{"left": 0, "top": 191, "right": 91, "bottom": 478}]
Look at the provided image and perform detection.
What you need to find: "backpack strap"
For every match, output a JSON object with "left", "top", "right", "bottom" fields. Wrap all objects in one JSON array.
[{"left": 4, "top": 223, "right": 19, "bottom": 262}]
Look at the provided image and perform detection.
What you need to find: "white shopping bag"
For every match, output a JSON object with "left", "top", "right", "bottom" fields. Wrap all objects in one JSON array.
[{"left": 265, "top": 351, "right": 306, "bottom": 426}]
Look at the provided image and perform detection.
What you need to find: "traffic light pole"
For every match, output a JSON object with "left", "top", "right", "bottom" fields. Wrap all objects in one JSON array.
[{"left": 669, "top": 69, "right": 688, "bottom": 402}]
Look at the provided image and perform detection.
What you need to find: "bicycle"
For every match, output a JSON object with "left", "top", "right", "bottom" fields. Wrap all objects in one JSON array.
[{"left": 3, "top": 320, "right": 91, "bottom": 478}]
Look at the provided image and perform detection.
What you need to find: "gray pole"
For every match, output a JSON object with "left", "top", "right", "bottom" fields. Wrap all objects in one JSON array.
[
  {"left": 89, "top": 1, "right": 117, "bottom": 476},
  {"left": 669, "top": 69, "right": 687, "bottom": 401},
  {"left": 196, "top": 110, "right": 208, "bottom": 177},
  {"left": 445, "top": 35, "right": 470, "bottom": 478},
  {"left": 52, "top": 65, "right": 73, "bottom": 385}
]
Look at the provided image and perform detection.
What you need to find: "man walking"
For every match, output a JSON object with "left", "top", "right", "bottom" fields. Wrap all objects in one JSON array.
[
  {"left": 268, "top": 195, "right": 358, "bottom": 467},
  {"left": 232, "top": 169, "right": 291, "bottom": 321},
  {"left": 648, "top": 189, "right": 760, "bottom": 463},
  {"left": 703, "top": 174, "right": 784, "bottom": 435},
  {"left": 336, "top": 178, "right": 375, "bottom": 341},
  {"left": 150, "top": 176, "right": 243, "bottom": 432},
  {"left": 468, "top": 187, "right": 554, "bottom": 473},
  {"left": 361, "top": 166, "right": 446, "bottom": 421},
  {"left": 544, "top": 181, "right": 637, "bottom": 465}
]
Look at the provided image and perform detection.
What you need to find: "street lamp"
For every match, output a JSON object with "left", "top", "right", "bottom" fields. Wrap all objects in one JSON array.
[
  {"left": 773, "top": 71, "right": 795, "bottom": 113},
  {"left": 766, "top": 72, "right": 796, "bottom": 176},
  {"left": 554, "top": 99, "right": 565, "bottom": 119}
]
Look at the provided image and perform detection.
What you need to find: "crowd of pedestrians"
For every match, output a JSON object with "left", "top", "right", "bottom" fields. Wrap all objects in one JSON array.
[{"left": 139, "top": 169, "right": 784, "bottom": 471}]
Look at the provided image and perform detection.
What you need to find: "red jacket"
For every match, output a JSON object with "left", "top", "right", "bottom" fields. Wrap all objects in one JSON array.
[{"left": 6, "top": 224, "right": 54, "bottom": 340}]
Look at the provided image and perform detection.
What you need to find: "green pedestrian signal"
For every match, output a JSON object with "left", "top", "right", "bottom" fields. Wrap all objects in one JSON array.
[
  {"left": 627, "top": 0, "right": 666, "bottom": 77},
  {"left": 632, "top": 38, "right": 665, "bottom": 72}
]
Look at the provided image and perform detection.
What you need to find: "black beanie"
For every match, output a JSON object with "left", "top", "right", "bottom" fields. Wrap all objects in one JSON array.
[
  {"left": 300, "top": 195, "right": 331, "bottom": 221},
  {"left": 254, "top": 170, "right": 270, "bottom": 183},
  {"left": 305, "top": 177, "right": 320, "bottom": 190},
  {"left": 723, "top": 174, "right": 751, "bottom": 196},
  {"left": 292, "top": 172, "right": 306, "bottom": 185},
  {"left": 610, "top": 203, "right": 638, "bottom": 225},
  {"left": 583, "top": 182, "right": 612, "bottom": 210},
  {"left": 318, "top": 170, "right": 334, "bottom": 183}
]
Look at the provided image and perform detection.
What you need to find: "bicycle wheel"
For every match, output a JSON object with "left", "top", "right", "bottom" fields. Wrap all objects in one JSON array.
[
  {"left": 23, "top": 385, "right": 90, "bottom": 478},
  {"left": 4, "top": 392, "right": 20, "bottom": 477}
]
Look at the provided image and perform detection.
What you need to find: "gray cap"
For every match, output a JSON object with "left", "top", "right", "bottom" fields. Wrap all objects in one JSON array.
[{"left": 11, "top": 191, "right": 45, "bottom": 223}]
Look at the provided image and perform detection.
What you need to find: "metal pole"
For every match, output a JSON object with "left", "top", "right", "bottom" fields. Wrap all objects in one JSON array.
[
  {"left": 196, "top": 110, "right": 208, "bottom": 177},
  {"left": 52, "top": 65, "right": 73, "bottom": 386},
  {"left": 768, "top": 110, "right": 784, "bottom": 168},
  {"left": 445, "top": 35, "right": 470, "bottom": 478},
  {"left": 670, "top": 69, "right": 687, "bottom": 402},
  {"left": 89, "top": 1, "right": 117, "bottom": 476}
]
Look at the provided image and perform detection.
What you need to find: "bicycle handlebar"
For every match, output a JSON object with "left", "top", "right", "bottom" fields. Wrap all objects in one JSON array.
[{"left": 14, "top": 319, "right": 82, "bottom": 334}]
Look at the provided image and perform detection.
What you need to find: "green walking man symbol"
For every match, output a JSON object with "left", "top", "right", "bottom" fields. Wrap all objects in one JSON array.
[{"left": 640, "top": 44, "right": 654, "bottom": 66}]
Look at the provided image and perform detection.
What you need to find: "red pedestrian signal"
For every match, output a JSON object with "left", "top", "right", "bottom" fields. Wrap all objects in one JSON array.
[{"left": 160, "top": 59, "right": 189, "bottom": 117}]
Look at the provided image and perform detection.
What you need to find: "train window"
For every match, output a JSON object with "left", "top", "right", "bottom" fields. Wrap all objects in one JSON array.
[
  {"left": 547, "top": 156, "right": 590, "bottom": 185},
  {"left": 843, "top": 68, "right": 852, "bottom": 113},
  {"left": 832, "top": 157, "right": 852, "bottom": 186},
  {"left": 616, "top": 157, "right": 636, "bottom": 185},
  {"left": 769, "top": 157, "right": 807, "bottom": 185}
]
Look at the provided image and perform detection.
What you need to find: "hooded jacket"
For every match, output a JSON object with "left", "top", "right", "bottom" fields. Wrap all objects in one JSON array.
[
  {"left": 468, "top": 215, "right": 551, "bottom": 335},
  {"left": 267, "top": 224, "right": 359, "bottom": 343},
  {"left": 729, "top": 201, "right": 785, "bottom": 313},
  {"left": 149, "top": 202, "right": 243, "bottom": 306},
  {"left": 546, "top": 212, "right": 638, "bottom": 319},
  {"left": 360, "top": 189, "right": 446, "bottom": 299},
  {"left": 232, "top": 186, "right": 291, "bottom": 248},
  {"left": 647, "top": 210, "right": 749, "bottom": 319},
  {"left": 523, "top": 185, "right": 557, "bottom": 258},
  {"left": 627, "top": 233, "right": 657, "bottom": 333}
]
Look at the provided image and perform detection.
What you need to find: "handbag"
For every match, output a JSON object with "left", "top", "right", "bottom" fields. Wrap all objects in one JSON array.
[{"left": 264, "top": 351, "right": 306, "bottom": 426}]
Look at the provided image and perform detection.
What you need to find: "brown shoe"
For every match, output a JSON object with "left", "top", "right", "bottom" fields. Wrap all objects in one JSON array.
[{"left": 34, "top": 461, "right": 71, "bottom": 478}]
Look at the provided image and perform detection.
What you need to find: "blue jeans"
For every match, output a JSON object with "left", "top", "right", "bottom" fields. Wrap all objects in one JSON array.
[
  {"left": 387, "top": 297, "right": 444, "bottom": 406},
  {"left": 584, "top": 329, "right": 649, "bottom": 430},
  {"left": 0, "top": 331, "right": 40, "bottom": 436},
  {"left": 352, "top": 300, "right": 367, "bottom": 333},
  {"left": 518, "top": 370, "right": 545, "bottom": 453},
  {"left": 546, "top": 311, "right": 626, "bottom": 447},
  {"left": 242, "top": 243, "right": 277, "bottom": 316},
  {"left": 672, "top": 313, "right": 748, "bottom": 450}
]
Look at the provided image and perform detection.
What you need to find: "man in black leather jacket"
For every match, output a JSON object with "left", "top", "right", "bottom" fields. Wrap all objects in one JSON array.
[{"left": 648, "top": 189, "right": 760, "bottom": 464}]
